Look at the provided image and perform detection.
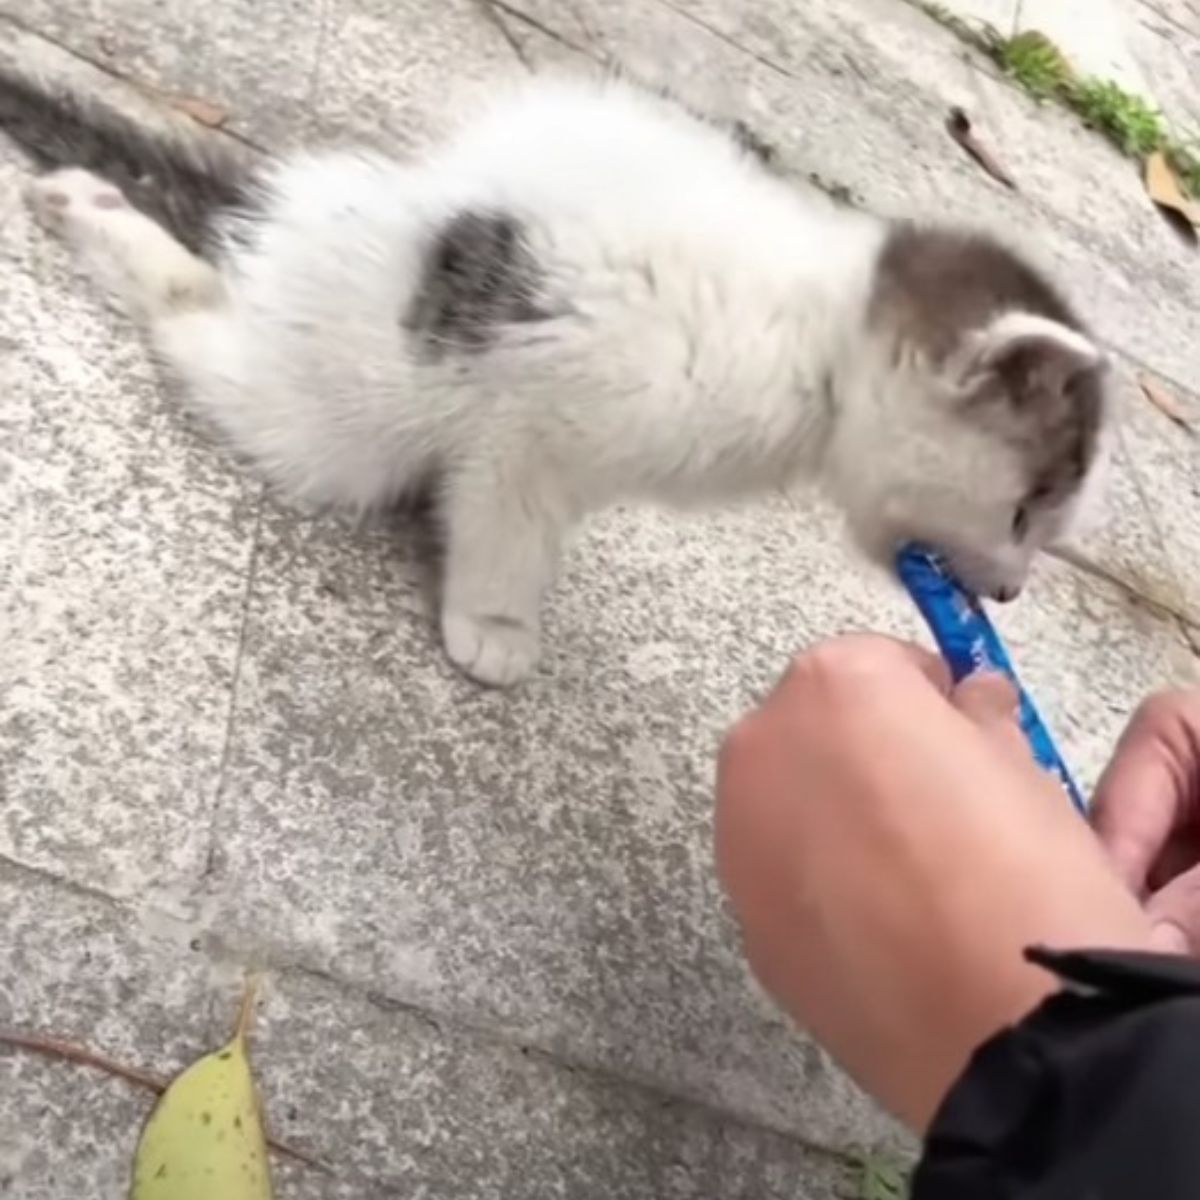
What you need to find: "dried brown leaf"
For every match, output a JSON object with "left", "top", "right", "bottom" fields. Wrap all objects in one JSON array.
[
  {"left": 168, "top": 94, "right": 230, "bottom": 128},
  {"left": 1145, "top": 150, "right": 1200, "bottom": 231},
  {"left": 133, "top": 80, "right": 231, "bottom": 129},
  {"left": 945, "top": 107, "right": 1018, "bottom": 190},
  {"left": 1139, "top": 372, "right": 1195, "bottom": 435}
]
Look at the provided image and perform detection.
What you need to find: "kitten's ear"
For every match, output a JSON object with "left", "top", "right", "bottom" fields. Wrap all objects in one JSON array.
[{"left": 968, "top": 314, "right": 1107, "bottom": 403}]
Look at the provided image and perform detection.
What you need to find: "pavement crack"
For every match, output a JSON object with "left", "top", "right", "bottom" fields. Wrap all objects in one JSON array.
[
  {"left": 469, "top": 0, "right": 535, "bottom": 70},
  {"left": 304, "top": 0, "right": 335, "bottom": 109},
  {"left": 202, "top": 486, "right": 268, "bottom": 880},
  {"left": 0, "top": 10, "right": 134, "bottom": 83},
  {"left": 1047, "top": 541, "right": 1191, "bottom": 626},
  {"left": 0, "top": 853, "right": 130, "bottom": 911},
  {"left": 270, "top": 959, "right": 899, "bottom": 1164},
  {"left": 476, "top": 0, "right": 593, "bottom": 58},
  {"left": 651, "top": 0, "right": 799, "bottom": 81},
  {"left": 1135, "top": 0, "right": 1200, "bottom": 40},
  {"left": 0, "top": 11, "right": 269, "bottom": 156},
  {"left": 1101, "top": 337, "right": 1200, "bottom": 413}
]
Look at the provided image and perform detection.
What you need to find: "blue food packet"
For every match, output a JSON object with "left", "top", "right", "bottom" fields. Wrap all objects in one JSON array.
[{"left": 896, "top": 544, "right": 1086, "bottom": 813}]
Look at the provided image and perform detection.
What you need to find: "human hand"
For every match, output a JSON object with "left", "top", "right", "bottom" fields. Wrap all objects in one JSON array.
[
  {"left": 715, "top": 635, "right": 1155, "bottom": 1131},
  {"left": 1092, "top": 691, "right": 1200, "bottom": 955}
]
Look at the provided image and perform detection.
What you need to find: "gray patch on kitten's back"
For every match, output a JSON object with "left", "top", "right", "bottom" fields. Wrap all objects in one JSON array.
[
  {"left": 405, "top": 210, "right": 551, "bottom": 356},
  {"left": 868, "top": 224, "right": 1083, "bottom": 363}
]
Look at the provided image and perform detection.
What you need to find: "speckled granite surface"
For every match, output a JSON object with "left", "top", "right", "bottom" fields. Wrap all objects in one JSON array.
[{"left": 1, "top": 1, "right": 1197, "bottom": 1195}]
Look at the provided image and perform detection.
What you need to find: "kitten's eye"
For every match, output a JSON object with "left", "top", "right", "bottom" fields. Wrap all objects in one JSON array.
[{"left": 1011, "top": 504, "right": 1029, "bottom": 541}]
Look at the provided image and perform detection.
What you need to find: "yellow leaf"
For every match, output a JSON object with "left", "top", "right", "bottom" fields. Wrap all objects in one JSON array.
[
  {"left": 1145, "top": 150, "right": 1200, "bottom": 230},
  {"left": 129, "top": 984, "right": 273, "bottom": 1200}
]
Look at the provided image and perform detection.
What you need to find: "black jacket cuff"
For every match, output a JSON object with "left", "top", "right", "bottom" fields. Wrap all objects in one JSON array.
[{"left": 914, "top": 946, "right": 1200, "bottom": 1199}]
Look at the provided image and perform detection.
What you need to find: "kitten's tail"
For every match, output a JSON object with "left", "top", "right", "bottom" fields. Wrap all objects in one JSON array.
[{"left": 0, "top": 67, "right": 251, "bottom": 258}]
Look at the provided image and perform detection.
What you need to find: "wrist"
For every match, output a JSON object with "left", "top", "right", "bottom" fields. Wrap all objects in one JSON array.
[{"left": 902, "top": 911, "right": 1156, "bottom": 1130}]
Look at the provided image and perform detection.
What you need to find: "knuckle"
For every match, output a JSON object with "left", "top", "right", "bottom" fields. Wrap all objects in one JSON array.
[
  {"left": 1136, "top": 689, "right": 1200, "bottom": 730},
  {"left": 774, "top": 635, "right": 907, "bottom": 703},
  {"left": 802, "top": 633, "right": 900, "bottom": 688},
  {"left": 959, "top": 670, "right": 1019, "bottom": 710}
]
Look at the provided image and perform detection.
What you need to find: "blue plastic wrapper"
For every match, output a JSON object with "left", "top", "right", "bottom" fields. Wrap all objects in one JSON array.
[{"left": 896, "top": 544, "right": 1086, "bottom": 813}]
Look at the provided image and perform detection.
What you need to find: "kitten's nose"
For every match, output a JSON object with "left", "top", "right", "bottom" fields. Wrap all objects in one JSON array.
[{"left": 992, "top": 583, "right": 1022, "bottom": 603}]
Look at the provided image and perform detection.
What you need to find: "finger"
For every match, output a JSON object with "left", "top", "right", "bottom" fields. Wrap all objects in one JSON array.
[
  {"left": 1093, "top": 761, "right": 1179, "bottom": 894},
  {"left": 952, "top": 671, "right": 1018, "bottom": 722},
  {"left": 1149, "top": 829, "right": 1200, "bottom": 892},
  {"left": 815, "top": 634, "right": 953, "bottom": 691},
  {"left": 1148, "top": 920, "right": 1190, "bottom": 955},
  {"left": 776, "top": 634, "right": 952, "bottom": 703},
  {"left": 952, "top": 672, "right": 1027, "bottom": 763},
  {"left": 895, "top": 640, "right": 954, "bottom": 696},
  {"left": 1092, "top": 697, "right": 1199, "bottom": 892},
  {"left": 1145, "top": 862, "right": 1200, "bottom": 956}
]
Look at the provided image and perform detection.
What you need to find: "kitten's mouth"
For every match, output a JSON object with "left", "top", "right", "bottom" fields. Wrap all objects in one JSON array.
[{"left": 929, "top": 547, "right": 1025, "bottom": 604}]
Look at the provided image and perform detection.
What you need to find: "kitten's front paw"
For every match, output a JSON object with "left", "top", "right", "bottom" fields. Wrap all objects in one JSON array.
[{"left": 442, "top": 612, "right": 540, "bottom": 687}]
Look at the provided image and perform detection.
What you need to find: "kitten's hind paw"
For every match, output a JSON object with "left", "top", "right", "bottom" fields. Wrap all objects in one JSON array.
[
  {"left": 442, "top": 611, "right": 540, "bottom": 687},
  {"left": 26, "top": 167, "right": 223, "bottom": 315},
  {"left": 27, "top": 167, "right": 127, "bottom": 238}
]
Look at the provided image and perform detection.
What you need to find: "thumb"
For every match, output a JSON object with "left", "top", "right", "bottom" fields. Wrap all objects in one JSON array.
[
  {"left": 1148, "top": 920, "right": 1190, "bottom": 955},
  {"left": 1145, "top": 863, "right": 1200, "bottom": 957},
  {"left": 952, "top": 672, "right": 1027, "bottom": 763}
]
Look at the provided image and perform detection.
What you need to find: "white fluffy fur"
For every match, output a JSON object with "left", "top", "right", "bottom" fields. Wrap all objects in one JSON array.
[{"left": 27, "top": 75, "right": 1105, "bottom": 685}]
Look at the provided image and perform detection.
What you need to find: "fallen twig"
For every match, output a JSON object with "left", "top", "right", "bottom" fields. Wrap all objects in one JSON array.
[
  {"left": 0, "top": 1028, "right": 331, "bottom": 1173},
  {"left": 946, "top": 107, "right": 1018, "bottom": 189}
]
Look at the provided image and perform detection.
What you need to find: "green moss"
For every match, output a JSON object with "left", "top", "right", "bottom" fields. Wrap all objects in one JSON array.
[
  {"left": 913, "top": 4, "right": 1200, "bottom": 199},
  {"left": 1167, "top": 143, "right": 1200, "bottom": 199},
  {"left": 854, "top": 1152, "right": 911, "bottom": 1200},
  {"left": 1071, "top": 77, "right": 1164, "bottom": 156},
  {"left": 1064, "top": 79, "right": 1200, "bottom": 198}
]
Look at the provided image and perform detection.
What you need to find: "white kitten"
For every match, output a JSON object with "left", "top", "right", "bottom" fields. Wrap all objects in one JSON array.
[{"left": 0, "top": 71, "right": 1111, "bottom": 685}]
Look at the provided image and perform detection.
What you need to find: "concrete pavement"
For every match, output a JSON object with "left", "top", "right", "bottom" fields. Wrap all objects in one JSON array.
[{"left": 1, "top": 0, "right": 1197, "bottom": 1195}]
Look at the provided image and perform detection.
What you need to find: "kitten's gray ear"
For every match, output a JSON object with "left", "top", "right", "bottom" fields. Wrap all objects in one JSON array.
[{"left": 968, "top": 313, "right": 1107, "bottom": 404}]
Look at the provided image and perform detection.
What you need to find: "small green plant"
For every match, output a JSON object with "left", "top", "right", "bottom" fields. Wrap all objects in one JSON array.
[
  {"left": 999, "top": 30, "right": 1074, "bottom": 98},
  {"left": 1072, "top": 77, "right": 1165, "bottom": 156},
  {"left": 1065, "top": 78, "right": 1200, "bottom": 198}
]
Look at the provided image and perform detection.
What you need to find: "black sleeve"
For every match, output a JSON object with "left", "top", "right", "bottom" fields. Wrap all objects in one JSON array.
[{"left": 913, "top": 946, "right": 1200, "bottom": 1199}]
